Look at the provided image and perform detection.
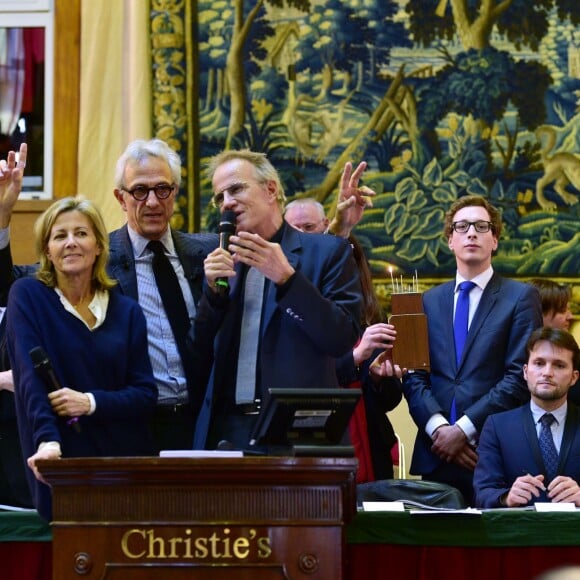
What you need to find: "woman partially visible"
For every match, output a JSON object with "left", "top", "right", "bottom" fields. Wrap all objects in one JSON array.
[
  {"left": 529, "top": 278, "right": 579, "bottom": 404},
  {"left": 6, "top": 197, "right": 157, "bottom": 520},
  {"left": 529, "top": 278, "right": 573, "bottom": 331},
  {"left": 336, "top": 236, "right": 403, "bottom": 482}
]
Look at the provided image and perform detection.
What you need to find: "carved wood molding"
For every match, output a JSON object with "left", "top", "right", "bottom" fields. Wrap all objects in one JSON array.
[{"left": 53, "top": 0, "right": 80, "bottom": 198}]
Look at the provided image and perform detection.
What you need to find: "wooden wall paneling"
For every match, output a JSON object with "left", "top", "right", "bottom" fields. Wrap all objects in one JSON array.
[
  {"left": 53, "top": 0, "right": 80, "bottom": 198},
  {"left": 13, "top": 0, "right": 80, "bottom": 264}
]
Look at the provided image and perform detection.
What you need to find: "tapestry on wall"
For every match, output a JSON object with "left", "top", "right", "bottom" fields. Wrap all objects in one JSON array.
[{"left": 167, "top": 1, "right": 579, "bottom": 299}]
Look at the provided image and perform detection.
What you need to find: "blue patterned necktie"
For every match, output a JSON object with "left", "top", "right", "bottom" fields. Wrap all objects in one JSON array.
[
  {"left": 454, "top": 281, "right": 476, "bottom": 365},
  {"left": 539, "top": 413, "right": 559, "bottom": 484},
  {"left": 450, "top": 281, "right": 476, "bottom": 423}
]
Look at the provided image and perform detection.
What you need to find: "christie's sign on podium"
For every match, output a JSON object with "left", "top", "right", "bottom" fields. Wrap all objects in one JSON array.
[
  {"left": 121, "top": 526, "right": 273, "bottom": 561},
  {"left": 37, "top": 456, "right": 357, "bottom": 579}
]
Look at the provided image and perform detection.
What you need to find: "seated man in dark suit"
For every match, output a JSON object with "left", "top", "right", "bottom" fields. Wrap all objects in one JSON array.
[{"left": 474, "top": 327, "right": 580, "bottom": 508}]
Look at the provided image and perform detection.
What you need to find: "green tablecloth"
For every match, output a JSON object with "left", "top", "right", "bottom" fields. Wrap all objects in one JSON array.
[
  {"left": 0, "top": 510, "right": 51, "bottom": 542},
  {"left": 3, "top": 508, "right": 580, "bottom": 548},
  {"left": 347, "top": 509, "right": 580, "bottom": 547}
]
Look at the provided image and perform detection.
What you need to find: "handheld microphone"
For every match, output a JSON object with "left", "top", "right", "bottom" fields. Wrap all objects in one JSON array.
[
  {"left": 215, "top": 210, "right": 237, "bottom": 295},
  {"left": 29, "top": 346, "right": 81, "bottom": 433}
]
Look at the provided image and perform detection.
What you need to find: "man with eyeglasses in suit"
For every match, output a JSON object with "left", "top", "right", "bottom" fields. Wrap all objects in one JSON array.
[
  {"left": 191, "top": 149, "right": 363, "bottom": 451},
  {"left": 402, "top": 195, "right": 542, "bottom": 505}
]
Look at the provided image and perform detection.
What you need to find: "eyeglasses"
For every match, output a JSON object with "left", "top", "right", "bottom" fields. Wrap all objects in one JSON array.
[
  {"left": 292, "top": 219, "right": 326, "bottom": 233},
  {"left": 212, "top": 181, "right": 251, "bottom": 207},
  {"left": 122, "top": 183, "right": 176, "bottom": 201},
  {"left": 294, "top": 218, "right": 324, "bottom": 234},
  {"left": 452, "top": 220, "right": 494, "bottom": 234}
]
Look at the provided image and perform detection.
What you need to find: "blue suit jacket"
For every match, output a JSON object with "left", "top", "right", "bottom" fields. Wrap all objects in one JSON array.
[
  {"left": 402, "top": 274, "right": 542, "bottom": 476},
  {"left": 107, "top": 225, "right": 218, "bottom": 306},
  {"left": 192, "top": 225, "right": 363, "bottom": 449},
  {"left": 474, "top": 404, "right": 580, "bottom": 508},
  {"left": 107, "top": 226, "right": 218, "bottom": 412}
]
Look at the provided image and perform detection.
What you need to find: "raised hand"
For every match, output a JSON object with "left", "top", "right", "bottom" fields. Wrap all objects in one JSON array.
[
  {"left": 328, "top": 161, "right": 375, "bottom": 238},
  {"left": 230, "top": 231, "right": 295, "bottom": 286},
  {"left": 0, "top": 143, "right": 27, "bottom": 228}
]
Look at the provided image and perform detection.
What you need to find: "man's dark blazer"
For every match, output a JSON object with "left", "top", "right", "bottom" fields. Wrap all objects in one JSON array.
[
  {"left": 0, "top": 248, "right": 36, "bottom": 306},
  {"left": 474, "top": 404, "right": 580, "bottom": 508},
  {"left": 192, "top": 225, "right": 363, "bottom": 449},
  {"left": 105, "top": 226, "right": 218, "bottom": 412},
  {"left": 107, "top": 225, "right": 218, "bottom": 310},
  {"left": 402, "top": 274, "right": 542, "bottom": 476}
]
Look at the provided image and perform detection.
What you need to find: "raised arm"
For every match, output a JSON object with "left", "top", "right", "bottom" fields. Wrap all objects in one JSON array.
[
  {"left": 327, "top": 161, "right": 374, "bottom": 238},
  {"left": 0, "top": 143, "right": 27, "bottom": 229}
]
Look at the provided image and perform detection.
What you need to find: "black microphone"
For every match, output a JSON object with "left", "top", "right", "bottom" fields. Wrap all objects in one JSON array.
[
  {"left": 215, "top": 210, "right": 237, "bottom": 295},
  {"left": 29, "top": 346, "right": 81, "bottom": 433}
]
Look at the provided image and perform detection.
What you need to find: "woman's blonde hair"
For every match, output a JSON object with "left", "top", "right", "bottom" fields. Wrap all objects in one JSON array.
[{"left": 34, "top": 196, "right": 116, "bottom": 291}]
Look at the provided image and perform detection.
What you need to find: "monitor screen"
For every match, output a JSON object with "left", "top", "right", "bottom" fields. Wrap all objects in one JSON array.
[{"left": 248, "top": 388, "right": 362, "bottom": 448}]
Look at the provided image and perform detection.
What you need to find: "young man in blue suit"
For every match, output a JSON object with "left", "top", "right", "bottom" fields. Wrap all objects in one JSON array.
[
  {"left": 474, "top": 327, "right": 580, "bottom": 508},
  {"left": 402, "top": 195, "right": 543, "bottom": 505},
  {"left": 191, "top": 149, "right": 363, "bottom": 450}
]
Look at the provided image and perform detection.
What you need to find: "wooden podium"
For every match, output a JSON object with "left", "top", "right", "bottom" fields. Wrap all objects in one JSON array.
[{"left": 37, "top": 456, "right": 357, "bottom": 579}]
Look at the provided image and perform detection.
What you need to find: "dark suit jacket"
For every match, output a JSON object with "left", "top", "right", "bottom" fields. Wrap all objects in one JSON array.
[
  {"left": 0, "top": 246, "right": 36, "bottom": 306},
  {"left": 474, "top": 404, "right": 580, "bottom": 508},
  {"left": 192, "top": 225, "right": 363, "bottom": 449},
  {"left": 108, "top": 226, "right": 218, "bottom": 413},
  {"left": 107, "top": 226, "right": 218, "bottom": 309},
  {"left": 402, "top": 274, "right": 542, "bottom": 476},
  {"left": 336, "top": 347, "right": 402, "bottom": 480}
]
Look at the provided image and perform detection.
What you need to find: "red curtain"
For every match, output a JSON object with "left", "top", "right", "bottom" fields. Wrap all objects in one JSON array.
[
  {"left": 346, "top": 544, "right": 580, "bottom": 580},
  {"left": 0, "top": 542, "right": 51, "bottom": 580}
]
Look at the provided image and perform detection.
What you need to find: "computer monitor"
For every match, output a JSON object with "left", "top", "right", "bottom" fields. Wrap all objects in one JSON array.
[{"left": 248, "top": 388, "right": 362, "bottom": 449}]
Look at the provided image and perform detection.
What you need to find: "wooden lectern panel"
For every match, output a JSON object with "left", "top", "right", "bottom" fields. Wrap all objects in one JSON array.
[
  {"left": 388, "top": 293, "right": 430, "bottom": 371},
  {"left": 388, "top": 313, "right": 430, "bottom": 371},
  {"left": 38, "top": 456, "right": 357, "bottom": 579}
]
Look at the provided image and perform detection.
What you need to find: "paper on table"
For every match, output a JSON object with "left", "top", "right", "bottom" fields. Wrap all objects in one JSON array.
[
  {"left": 0, "top": 503, "right": 36, "bottom": 512},
  {"left": 362, "top": 501, "right": 405, "bottom": 512},
  {"left": 410, "top": 507, "right": 482, "bottom": 516},
  {"left": 159, "top": 450, "right": 243, "bottom": 458},
  {"left": 534, "top": 502, "right": 576, "bottom": 512}
]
